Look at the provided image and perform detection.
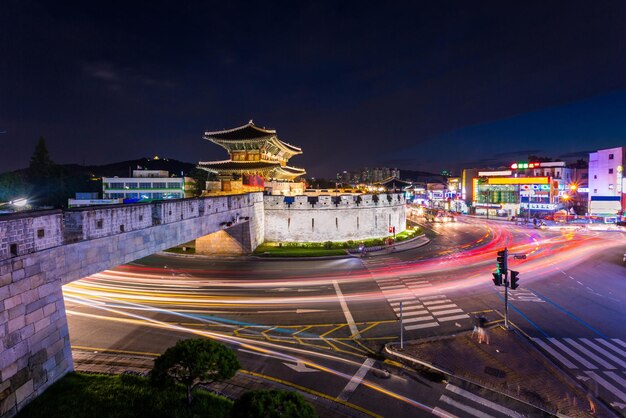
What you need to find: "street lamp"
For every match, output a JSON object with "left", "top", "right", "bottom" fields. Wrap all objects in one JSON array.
[{"left": 0, "top": 198, "right": 28, "bottom": 208}]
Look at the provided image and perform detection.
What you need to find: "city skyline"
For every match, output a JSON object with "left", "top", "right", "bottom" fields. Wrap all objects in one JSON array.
[{"left": 2, "top": 2, "right": 626, "bottom": 177}]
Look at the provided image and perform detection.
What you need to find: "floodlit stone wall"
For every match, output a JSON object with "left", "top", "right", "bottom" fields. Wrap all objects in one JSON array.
[
  {"left": 0, "top": 193, "right": 263, "bottom": 417},
  {"left": 263, "top": 193, "right": 406, "bottom": 242}
]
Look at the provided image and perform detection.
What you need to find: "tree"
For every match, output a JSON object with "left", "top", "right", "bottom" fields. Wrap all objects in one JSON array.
[
  {"left": 29, "top": 136, "right": 56, "bottom": 180},
  {"left": 188, "top": 167, "right": 214, "bottom": 197},
  {"left": 151, "top": 338, "right": 240, "bottom": 406},
  {"left": 231, "top": 389, "right": 317, "bottom": 418}
]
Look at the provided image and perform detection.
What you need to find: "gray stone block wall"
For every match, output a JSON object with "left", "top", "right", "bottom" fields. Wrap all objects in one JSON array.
[{"left": 0, "top": 193, "right": 263, "bottom": 418}]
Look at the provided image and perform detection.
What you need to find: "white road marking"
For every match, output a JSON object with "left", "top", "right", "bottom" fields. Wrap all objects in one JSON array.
[
  {"left": 400, "top": 310, "right": 430, "bottom": 317},
  {"left": 387, "top": 296, "right": 413, "bottom": 302},
  {"left": 423, "top": 299, "right": 453, "bottom": 306},
  {"left": 532, "top": 338, "right": 577, "bottom": 368},
  {"left": 549, "top": 338, "right": 597, "bottom": 369},
  {"left": 437, "top": 314, "right": 470, "bottom": 322},
  {"left": 580, "top": 339, "right": 626, "bottom": 368},
  {"left": 445, "top": 384, "right": 525, "bottom": 417},
  {"left": 403, "top": 315, "right": 435, "bottom": 323},
  {"left": 427, "top": 304, "right": 458, "bottom": 310},
  {"left": 420, "top": 295, "right": 447, "bottom": 301},
  {"left": 585, "top": 371, "right": 626, "bottom": 400},
  {"left": 606, "top": 371, "right": 626, "bottom": 389},
  {"left": 393, "top": 305, "right": 425, "bottom": 312},
  {"left": 337, "top": 358, "right": 376, "bottom": 401},
  {"left": 405, "top": 322, "right": 439, "bottom": 330},
  {"left": 332, "top": 280, "right": 360, "bottom": 338},
  {"left": 439, "top": 394, "right": 495, "bottom": 418},
  {"left": 564, "top": 338, "right": 616, "bottom": 369},
  {"left": 431, "top": 308, "right": 464, "bottom": 316},
  {"left": 597, "top": 339, "right": 626, "bottom": 357},
  {"left": 612, "top": 339, "right": 626, "bottom": 349},
  {"left": 432, "top": 407, "right": 459, "bottom": 418},
  {"left": 390, "top": 300, "right": 421, "bottom": 306},
  {"left": 379, "top": 285, "right": 406, "bottom": 290}
]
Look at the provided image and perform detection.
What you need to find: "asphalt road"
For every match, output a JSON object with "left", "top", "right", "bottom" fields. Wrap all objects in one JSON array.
[{"left": 63, "top": 217, "right": 626, "bottom": 417}]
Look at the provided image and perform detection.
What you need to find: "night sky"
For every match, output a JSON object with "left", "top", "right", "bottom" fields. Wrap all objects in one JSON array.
[{"left": 2, "top": 1, "right": 626, "bottom": 177}]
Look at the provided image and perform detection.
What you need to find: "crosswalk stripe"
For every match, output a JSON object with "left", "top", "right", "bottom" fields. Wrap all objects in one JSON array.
[
  {"left": 439, "top": 394, "right": 495, "bottom": 418},
  {"left": 423, "top": 299, "right": 453, "bottom": 306},
  {"left": 392, "top": 305, "right": 425, "bottom": 312},
  {"left": 585, "top": 371, "right": 626, "bottom": 400},
  {"left": 596, "top": 339, "right": 626, "bottom": 358},
  {"left": 605, "top": 371, "right": 626, "bottom": 389},
  {"left": 390, "top": 300, "right": 421, "bottom": 306},
  {"left": 408, "top": 284, "right": 433, "bottom": 288},
  {"left": 563, "top": 338, "right": 616, "bottom": 369},
  {"left": 549, "top": 338, "right": 597, "bottom": 369},
  {"left": 403, "top": 316, "right": 435, "bottom": 323},
  {"left": 431, "top": 308, "right": 464, "bottom": 316},
  {"left": 387, "top": 296, "right": 413, "bottom": 302},
  {"left": 404, "top": 280, "right": 429, "bottom": 284},
  {"left": 427, "top": 304, "right": 458, "bottom": 310},
  {"left": 437, "top": 314, "right": 470, "bottom": 322},
  {"left": 379, "top": 285, "right": 406, "bottom": 290},
  {"left": 400, "top": 310, "right": 430, "bottom": 317},
  {"left": 445, "top": 384, "right": 525, "bottom": 418},
  {"left": 532, "top": 338, "right": 577, "bottom": 369},
  {"left": 405, "top": 322, "right": 439, "bottom": 330},
  {"left": 580, "top": 339, "right": 626, "bottom": 369},
  {"left": 420, "top": 295, "right": 447, "bottom": 301},
  {"left": 611, "top": 339, "right": 626, "bottom": 350},
  {"left": 431, "top": 407, "right": 459, "bottom": 418}
]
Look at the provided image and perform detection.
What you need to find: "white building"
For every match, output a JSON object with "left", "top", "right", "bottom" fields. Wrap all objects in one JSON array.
[
  {"left": 588, "top": 147, "right": 625, "bottom": 215},
  {"left": 103, "top": 170, "right": 194, "bottom": 201}
]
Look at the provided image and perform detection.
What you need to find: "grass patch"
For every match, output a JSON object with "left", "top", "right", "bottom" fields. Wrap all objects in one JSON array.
[
  {"left": 253, "top": 244, "right": 346, "bottom": 257},
  {"left": 17, "top": 372, "right": 232, "bottom": 418}
]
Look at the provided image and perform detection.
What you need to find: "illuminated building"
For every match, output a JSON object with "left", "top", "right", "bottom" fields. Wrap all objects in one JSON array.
[
  {"left": 103, "top": 170, "right": 194, "bottom": 202},
  {"left": 199, "top": 121, "right": 305, "bottom": 193},
  {"left": 463, "top": 161, "right": 587, "bottom": 218},
  {"left": 588, "top": 147, "right": 626, "bottom": 216}
]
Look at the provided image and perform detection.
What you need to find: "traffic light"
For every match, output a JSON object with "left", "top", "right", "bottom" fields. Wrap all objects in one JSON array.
[
  {"left": 496, "top": 248, "right": 508, "bottom": 274},
  {"left": 492, "top": 272, "right": 503, "bottom": 286},
  {"left": 388, "top": 226, "right": 393, "bottom": 233},
  {"left": 510, "top": 270, "right": 520, "bottom": 289}
]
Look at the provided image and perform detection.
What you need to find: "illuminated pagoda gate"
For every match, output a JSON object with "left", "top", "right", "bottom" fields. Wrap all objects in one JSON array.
[{"left": 199, "top": 121, "right": 306, "bottom": 194}]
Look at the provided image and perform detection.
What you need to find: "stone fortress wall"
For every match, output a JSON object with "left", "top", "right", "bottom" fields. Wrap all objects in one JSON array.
[
  {"left": 263, "top": 193, "right": 406, "bottom": 242},
  {"left": 0, "top": 193, "right": 263, "bottom": 418}
]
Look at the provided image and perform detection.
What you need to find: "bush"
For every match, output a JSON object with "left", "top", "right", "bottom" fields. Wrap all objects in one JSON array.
[
  {"left": 323, "top": 241, "right": 333, "bottom": 249},
  {"left": 231, "top": 390, "right": 316, "bottom": 418}
]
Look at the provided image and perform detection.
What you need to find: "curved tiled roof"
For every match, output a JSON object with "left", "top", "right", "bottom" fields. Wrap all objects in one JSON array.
[
  {"left": 198, "top": 160, "right": 280, "bottom": 171},
  {"left": 204, "top": 121, "right": 275, "bottom": 140}
]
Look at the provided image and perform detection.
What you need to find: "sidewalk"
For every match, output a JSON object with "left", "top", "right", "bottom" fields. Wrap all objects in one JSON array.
[{"left": 385, "top": 324, "right": 610, "bottom": 417}]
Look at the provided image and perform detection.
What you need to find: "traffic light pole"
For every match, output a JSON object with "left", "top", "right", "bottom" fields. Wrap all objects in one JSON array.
[
  {"left": 493, "top": 247, "right": 525, "bottom": 330},
  {"left": 504, "top": 271, "right": 509, "bottom": 329}
]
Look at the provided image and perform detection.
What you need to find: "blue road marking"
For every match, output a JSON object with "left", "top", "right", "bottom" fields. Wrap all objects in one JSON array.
[
  {"left": 529, "top": 289, "right": 609, "bottom": 339},
  {"left": 494, "top": 291, "right": 550, "bottom": 338}
]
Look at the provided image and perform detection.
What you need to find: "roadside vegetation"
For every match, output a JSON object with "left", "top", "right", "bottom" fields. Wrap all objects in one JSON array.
[
  {"left": 16, "top": 372, "right": 233, "bottom": 418},
  {"left": 17, "top": 338, "right": 316, "bottom": 418},
  {"left": 254, "top": 225, "right": 422, "bottom": 257}
]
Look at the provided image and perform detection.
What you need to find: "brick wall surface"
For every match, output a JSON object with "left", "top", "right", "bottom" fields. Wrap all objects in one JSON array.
[{"left": 0, "top": 193, "right": 263, "bottom": 418}]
